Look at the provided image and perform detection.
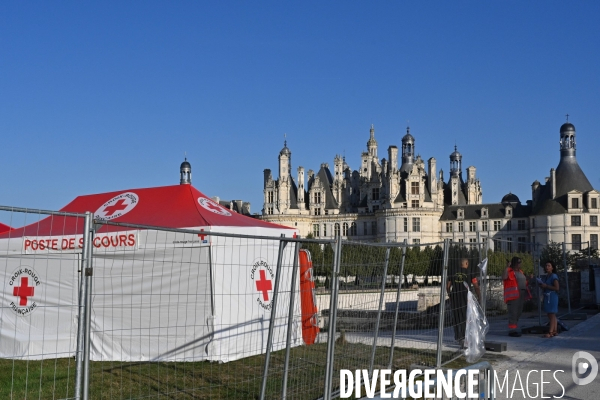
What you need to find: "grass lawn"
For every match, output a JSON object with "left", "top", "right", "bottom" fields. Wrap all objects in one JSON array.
[{"left": 0, "top": 343, "right": 506, "bottom": 399}]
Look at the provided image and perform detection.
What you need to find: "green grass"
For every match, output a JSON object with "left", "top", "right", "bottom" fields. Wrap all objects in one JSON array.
[{"left": 0, "top": 343, "right": 504, "bottom": 399}]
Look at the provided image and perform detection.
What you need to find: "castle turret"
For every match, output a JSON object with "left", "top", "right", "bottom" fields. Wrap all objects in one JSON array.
[
  {"left": 554, "top": 121, "right": 593, "bottom": 198},
  {"left": 400, "top": 126, "right": 415, "bottom": 173},
  {"left": 367, "top": 124, "right": 377, "bottom": 158},
  {"left": 450, "top": 146, "right": 462, "bottom": 177},
  {"left": 180, "top": 158, "right": 191, "bottom": 184},
  {"left": 279, "top": 140, "right": 291, "bottom": 179}
]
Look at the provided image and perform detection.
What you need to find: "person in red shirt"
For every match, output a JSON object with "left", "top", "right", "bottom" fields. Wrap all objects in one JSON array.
[{"left": 503, "top": 257, "right": 528, "bottom": 337}]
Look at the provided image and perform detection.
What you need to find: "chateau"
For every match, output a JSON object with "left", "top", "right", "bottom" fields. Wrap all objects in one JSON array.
[{"left": 260, "top": 121, "right": 599, "bottom": 252}]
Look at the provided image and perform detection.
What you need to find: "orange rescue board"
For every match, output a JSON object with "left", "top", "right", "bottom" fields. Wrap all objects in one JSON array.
[{"left": 299, "top": 249, "right": 319, "bottom": 345}]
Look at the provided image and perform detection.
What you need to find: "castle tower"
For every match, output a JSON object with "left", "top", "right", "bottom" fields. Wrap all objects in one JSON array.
[
  {"left": 560, "top": 121, "right": 576, "bottom": 157},
  {"left": 400, "top": 126, "right": 415, "bottom": 173},
  {"left": 279, "top": 140, "right": 291, "bottom": 179},
  {"left": 450, "top": 146, "right": 462, "bottom": 177},
  {"left": 367, "top": 124, "right": 378, "bottom": 158},
  {"left": 297, "top": 166, "right": 305, "bottom": 208},
  {"left": 554, "top": 121, "right": 593, "bottom": 198},
  {"left": 180, "top": 158, "right": 192, "bottom": 185}
]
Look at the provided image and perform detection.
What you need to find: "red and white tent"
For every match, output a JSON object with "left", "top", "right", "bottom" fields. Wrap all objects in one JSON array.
[
  {"left": 0, "top": 222, "right": 11, "bottom": 234},
  {"left": 0, "top": 184, "right": 301, "bottom": 362}
]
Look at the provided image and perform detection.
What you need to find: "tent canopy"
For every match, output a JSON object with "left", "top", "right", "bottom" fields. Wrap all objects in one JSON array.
[
  {"left": 0, "top": 223, "right": 11, "bottom": 234},
  {"left": 0, "top": 184, "right": 292, "bottom": 238}
]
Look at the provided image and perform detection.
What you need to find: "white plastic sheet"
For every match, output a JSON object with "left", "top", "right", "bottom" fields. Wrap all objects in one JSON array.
[{"left": 464, "top": 289, "right": 489, "bottom": 363}]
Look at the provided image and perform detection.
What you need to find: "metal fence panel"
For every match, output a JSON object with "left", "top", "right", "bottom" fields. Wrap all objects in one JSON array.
[
  {"left": 85, "top": 222, "right": 302, "bottom": 399},
  {"left": 0, "top": 207, "right": 87, "bottom": 399}
]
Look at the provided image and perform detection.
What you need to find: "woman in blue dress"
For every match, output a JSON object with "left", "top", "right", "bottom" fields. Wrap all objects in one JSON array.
[{"left": 540, "top": 261, "right": 559, "bottom": 337}]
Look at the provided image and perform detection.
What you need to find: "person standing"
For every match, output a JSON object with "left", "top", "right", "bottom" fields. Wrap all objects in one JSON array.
[
  {"left": 540, "top": 261, "right": 559, "bottom": 337},
  {"left": 503, "top": 256, "right": 528, "bottom": 337},
  {"left": 447, "top": 258, "right": 481, "bottom": 347}
]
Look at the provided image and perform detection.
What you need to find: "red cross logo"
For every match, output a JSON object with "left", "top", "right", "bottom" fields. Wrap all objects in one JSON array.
[
  {"left": 13, "top": 277, "right": 34, "bottom": 306},
  {"left": 255, "top": 270, "right": 272, "bottom": 301},
  {"left": 206, "top": 202, "right": 222, "bottom": 212},
  {"left": 198, "top": 229, "right": 206, "bottom": 240},
  {"left": 293, "top": 232, "right": 298, "bottom": 239},
  {"left": 103, "top": 199, "right": 128, "bottom": 216}
]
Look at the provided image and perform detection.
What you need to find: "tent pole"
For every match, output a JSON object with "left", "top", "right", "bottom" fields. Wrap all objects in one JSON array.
[
  {"left": 388, "top": 240, "right": 407, "bottom": 369},
  {"left": 323, "top": 236, "right": 342, "bottom": 400},
  {"left": 260, "top": 234, "right": 288, "bottom": 400},
  {"left": 82, "top": 215, "right": 95, "bottom": 400},
  {"left": 281, "top": 239, "right": 301, "bottom": 399},
  {"left": 74, "top": 212, "right": 93, "bottom": 400},
  {"left": 369, "top": 247, "right": 391, "bottom": 377},
  {"left": 436, "top": 239, "right": 451, "bottom": 368}
]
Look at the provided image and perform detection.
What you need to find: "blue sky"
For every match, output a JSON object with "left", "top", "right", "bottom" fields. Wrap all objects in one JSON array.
[{"left": 1, "top": 2, "right": 599, "bottom": 219}]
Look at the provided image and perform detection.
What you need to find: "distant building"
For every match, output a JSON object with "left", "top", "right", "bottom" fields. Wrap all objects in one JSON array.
[{"left": 260, "top": 121, "right": 599, "bottom": 252}]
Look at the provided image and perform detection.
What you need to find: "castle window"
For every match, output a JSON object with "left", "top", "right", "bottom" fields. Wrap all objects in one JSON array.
[
  {"left": 314, "top": 208, "right": 321, "bottom": 216},
  {"left": 572, "top": 198, "right": 579, "bottom": 209},
  {"left": 314, "top": 192, "right": 322, "bottom": 203},
  {"left": 592, "top": 198, "right": 598, "bottom": 209},
  {"left": 493, "top": 221, "right": 501, "bottom": 231},
  {"left": 571, "top": 216, "right": 581, "bottom": 226},
  {"left": 518, "top": 237, "right": 527, "bottom": 253},
  {"left": 411, "top": 182, "right": 419, "bottom": 195},
  {"left": 518, "top": 220, "right": 526, "bottom": 230},
  {"left": 363, "top": 222, "right": 367, "bottom": 235},
  {"left": 482, "top": 209, "right": 488, "bottom": 217},
  {"left": 446, "top": 223, "right": 452, "bottom": 233},
  {"left": 469, "top": 222, "right": 476, "bottom": 232},
  {"left": 267, "top": 207, "right": 273, "bottom": 215},
  {"left": 506, "top": 238, "right": 512, "bottom": 252},
  {"left": 469, "top": 238, "right": 477, "bottom": 248},
  {"left": 371, "top": 221, "right": 377, "bottom": 235},
  {"left": 411, "top": 200, "right": 419, "bottom": 208},
  {"left": 334, "top": 223, "right": 340, "bottom": 237},
  {"left": 267, "top": 191, "right": 273, "bottom": 203},
  {"left": 313, "top": 224, "right": 320, "bottom": 237},
  {"left": 343, "top": 223, "right": 348, "bottom": 236},
  {"left": 482, "top": 221, "right": 488, "bottom": 231},
  {"left": 413, "top": 239, "right": 420, "bottom": 245},
  {"left": 494, "top": 240, "right": 501, "bottom": 252},
  {"left": 403, "top": 218, "right": 408, "bottom": 232},
  {"left": 591, "top": 234, "right": 598, "bottom": 250},
  {"left": 350, "top": 222, "right": 357, "bottom": 236},
  {"left": 531, "top": 218, "right": 535, "bottom": 228},
  {"left": 506, "top": 221, "right": 512, "bottom": 231},
  {"left": 412, "top": 218, "right": 420, "bottom": 232},
  {"left": 372, "top": 188, "right": 380, "bottom": 201},
  {"left": 572, "top": 234, "right": 582, "bottom": 251},
  {"left": 323, "top": 224, "right": 327, "bottom": 237},
  {"left": 591, "top": 216, "right": 598, "bottom": 227},
  {"left": 325, "top": 209, "right": 329, "bottom": 215},
  {"left": 458, "top": 222, "right": 464, "bottom": 232}
]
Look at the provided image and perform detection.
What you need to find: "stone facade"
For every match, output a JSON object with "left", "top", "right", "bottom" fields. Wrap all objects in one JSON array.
[{"left": 261, "top": 122, "right": 600, "bottom": 252}]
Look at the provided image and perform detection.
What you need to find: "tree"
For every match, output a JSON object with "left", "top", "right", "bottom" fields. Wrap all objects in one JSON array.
[{"left": 540, "top": 241, "right": 566, "bottom": 272}]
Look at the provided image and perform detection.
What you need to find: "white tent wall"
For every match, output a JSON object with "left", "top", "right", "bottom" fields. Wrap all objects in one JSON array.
[
  {"left": 0, "top": 225, "right": 302, "bottom": 363},
  {"left": 209, "top": 231, "right": 302, "bottom": 363},
  {"left": 0, "top": 252, "right": 80, "bottom": 360},
  {"left": 89, "top": 246, "right": 213, "bottom": 362}
]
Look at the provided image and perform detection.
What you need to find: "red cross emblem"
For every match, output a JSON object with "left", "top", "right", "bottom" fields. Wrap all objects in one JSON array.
[
  {"left": 198, "top": 229, "right": 206, "bottom": 240},
  {"left": 103, "top": 199, "right": 128, "bottom": 216},
  {"left": 255, "top": 270, "right": 272, "bottom": 301},
  {"left": 13, "top": 277, "right": 34, "bottom": 306},
  {"left": 205, "top": 202, "right": 222, "bottom": 212}
]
